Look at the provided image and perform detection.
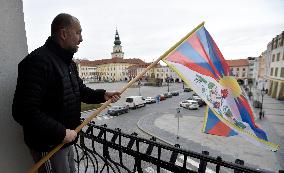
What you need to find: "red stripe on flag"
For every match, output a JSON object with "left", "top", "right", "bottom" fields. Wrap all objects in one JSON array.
[
  {"left": 187, "top": 33, "right": 222, "bottom": 79},
  {"left": 208, "top": 121, "right": 231, "bottom": 136},
  {"left": 167, "top": 51, "right": 218, "bottom": 80}
]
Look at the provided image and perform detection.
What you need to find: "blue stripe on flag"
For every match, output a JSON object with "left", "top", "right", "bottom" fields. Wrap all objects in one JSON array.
[
  {"left": 235, "top": 98, "right": 268, "bottom": 141},
  {"left": 176, "top": 42, "right": 217, "bottom": 77},
  {"left": 204, "top": 29, "right": 226, "bottom": 77}
]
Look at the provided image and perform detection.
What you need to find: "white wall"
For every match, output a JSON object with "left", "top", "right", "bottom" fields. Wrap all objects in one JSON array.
[{"left": 0, "top": 0, "right": 33, "bottom": 172}]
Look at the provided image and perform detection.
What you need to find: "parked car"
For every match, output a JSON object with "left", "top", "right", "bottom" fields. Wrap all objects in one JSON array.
[
  {"left": 189, "top": 94, "right": 206, "bottom": 107},
  {"left": 180, "top": 100, "right": 199, "bottom": 110},
  {"left": 125, "top": 96, "right": 145, "bottom": 109},
  {"left": 185, "top": 100, "right": 199, "bottom": 110},
  {"left": 184, "top": 87, "right": 192, "bottom": 92},
  {"left": 253, "top": 100, "right": 262, "bottom": 108},
  {"left": 180, "top": 101, "right": 190, "bottom": 108},
  {"left": 145, "top": 97, "right": 156, "bottom": 104},
  {"left": 192, "top": 93, "right": 198, "bottom": 96},
  {"left": 171, "top": 91, "right": 179, "bottom": 96},
  {"left": 158, "top": 94, "right": 166, "bottom": 101},
  {"left": 163, "top": 92, "right": 172, "bottom": 98},
  {"left": 187, "top": 97, "right": 206, "bottom": 107},
  {"left": 107, "top": 105, "right": 129, "bottom": 116}
]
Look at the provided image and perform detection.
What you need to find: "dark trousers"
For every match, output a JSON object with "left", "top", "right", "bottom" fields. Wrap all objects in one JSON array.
[{"left": 30, "top": 145, "right": 76, "bottom": 173}]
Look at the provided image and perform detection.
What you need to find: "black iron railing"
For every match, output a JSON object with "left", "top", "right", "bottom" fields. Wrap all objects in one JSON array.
[{"left": 74, "top": 121, "right": 272, "bottom": 173}]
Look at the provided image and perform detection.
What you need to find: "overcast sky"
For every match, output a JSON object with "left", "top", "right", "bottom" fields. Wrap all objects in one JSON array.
[{"left": 23, "top": 0, "right": 284, "bottom": 62}]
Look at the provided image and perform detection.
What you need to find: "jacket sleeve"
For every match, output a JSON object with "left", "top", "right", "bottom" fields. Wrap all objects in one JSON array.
[
  {"left": 71, "top": 62, "right": 106, "bottom": 104},
  {"left": 12, "top": 55, "right": 66, "bottom": 145}
]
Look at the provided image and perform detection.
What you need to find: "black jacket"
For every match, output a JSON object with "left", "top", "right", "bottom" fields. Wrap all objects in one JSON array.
[{"left": 12, "top": 37, "right": 106, "bottom": 151}]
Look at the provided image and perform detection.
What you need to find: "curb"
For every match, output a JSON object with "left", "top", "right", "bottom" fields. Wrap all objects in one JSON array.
[{"left": 136, "top": 113, "right": 175, "bottom": 146}]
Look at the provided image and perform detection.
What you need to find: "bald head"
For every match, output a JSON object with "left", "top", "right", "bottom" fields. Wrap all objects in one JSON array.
[{"left": 51, "top": 13, "right": 78, "bottom": 37}]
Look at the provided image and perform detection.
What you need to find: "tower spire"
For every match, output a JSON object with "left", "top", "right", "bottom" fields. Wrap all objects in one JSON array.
[
  {"left": 114, "top": 28, "right": 121, "bottom": 45},
  {"left": 111, "top": 28, "right": 124, "bottom": 58}
]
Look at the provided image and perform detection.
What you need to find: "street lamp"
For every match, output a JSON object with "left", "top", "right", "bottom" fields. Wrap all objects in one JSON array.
[
  {"left": 259, "top": 86, "right": 266, "bottom": 119},
  {"left": 138, "top": 80, "right": 141, "bottom": 96},
  {"left": 167, "top": 79, "right": 169, "bottom": 92},
  {"left": 166, "top": 77, "right": 170, "bottom": 92}
]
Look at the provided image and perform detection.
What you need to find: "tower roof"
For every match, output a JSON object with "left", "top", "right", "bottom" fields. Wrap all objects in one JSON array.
[{"left": 114, "top": 29, "right": 121, "bottom": 45}]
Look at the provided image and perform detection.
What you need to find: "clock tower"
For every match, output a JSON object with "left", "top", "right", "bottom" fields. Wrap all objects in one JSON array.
[{"left": 111, "top": 29, "right": 124, "bottom": 59}]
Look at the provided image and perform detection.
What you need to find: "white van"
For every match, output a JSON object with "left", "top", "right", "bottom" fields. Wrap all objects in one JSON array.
[{"left": 125, "top": 96, "right": 145, "bottom": 109}]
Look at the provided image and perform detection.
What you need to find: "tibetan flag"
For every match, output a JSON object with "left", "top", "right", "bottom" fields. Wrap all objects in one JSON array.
[
  {"left": 202, "top": 106, "right": 238, "bottom": 137},
  {"left": 162, "top": 22, "right": 279, "bottom": 151}
]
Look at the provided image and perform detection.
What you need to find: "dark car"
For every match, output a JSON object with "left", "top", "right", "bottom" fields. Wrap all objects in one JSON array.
[
  {"left": 184, "top": 87, "right": 192, "bottom": 92},
  {"left": 107, "top": 105, "right": 129, "bottom": 116},
  {"left": 171, "top": 91, "right": 179, "bottom": 96},
  {"left": 192, "top": 93, "right": 199, "bottom": 97}
]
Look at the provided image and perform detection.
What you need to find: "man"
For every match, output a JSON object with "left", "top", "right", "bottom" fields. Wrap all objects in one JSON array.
[{"left": 12, "top": 13, "right": 120, "bottom": 173}]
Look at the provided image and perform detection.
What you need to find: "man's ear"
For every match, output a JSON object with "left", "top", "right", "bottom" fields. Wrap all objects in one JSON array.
[{"left": 59, "top": 28, "right": 67, "bottom": 40}]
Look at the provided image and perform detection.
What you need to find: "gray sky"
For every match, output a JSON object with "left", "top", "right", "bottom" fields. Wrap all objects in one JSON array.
[{"left": 23, "top": 0, "right": 284, "bottom": 62}]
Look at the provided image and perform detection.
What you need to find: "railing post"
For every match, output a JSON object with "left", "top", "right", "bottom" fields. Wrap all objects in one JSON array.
[
  {"left": 198, "top": 151, "right": 209, "bottom": 173},
  {"left": 234, "top": 159, "right": 244, "bottom": 173},
  {"left": 216, "top": 156, "right": 222, "bottom": 173},
  {"left": 145, "top": 137, "right": 156, "bottom": 155},
  {"left": 127, "top": 132, "right": 137, "bottom": 149},
  {"left": 134, "top": 139, "right": 143, "bottom": 173},
  {"left": 110, "top": 128, "right": 120, "bottom": 143},
  {"left": 169, "top": 144, "right": 180, "bottom": 164}
]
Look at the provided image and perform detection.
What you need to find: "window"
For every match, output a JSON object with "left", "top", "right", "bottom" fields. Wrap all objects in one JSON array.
[
  {"left": 243, "top": 68, "right": 246, "bottom": 71},
  {"left": 277, "top": 53, "right": 280, "bottom": 61},
  {"left": 275, "top": 68, "right": 278, "bottom": 77},
  {"left": 270, "top": 68, "right": 273, "bottom": 76},
  {"left": 237, "top": 68, "right": 239, "bottom": 71},
  {"left": 272, "top": 54, "right": 275, "bottom": 62},
  {"left": 281, "top": 68, "right": 284, "bottom": 78}
]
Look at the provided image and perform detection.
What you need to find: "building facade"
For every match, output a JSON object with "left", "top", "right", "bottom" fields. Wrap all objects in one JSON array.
[
  {"left": 256, "top": 53, "right": 266, "bottom": 90},
  {"left": 0, "top": 0, "right": 34, "bottom": 172},
  {"left": 75, "top": 30, "right": 180, "bottom": 83},
  {"left": 227, "top": 59, "right": 250, "bottom": 84},
  {"left": 267, "top": 31, "right": 284, "bottom": 100},
  {"left": 247, "top": 57, "right": 256, "bottom": 84}
]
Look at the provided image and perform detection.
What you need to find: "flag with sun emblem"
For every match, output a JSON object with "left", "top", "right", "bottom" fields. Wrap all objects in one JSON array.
[{"left": 162, "top": 22, "right": 279, "bottom": 151}]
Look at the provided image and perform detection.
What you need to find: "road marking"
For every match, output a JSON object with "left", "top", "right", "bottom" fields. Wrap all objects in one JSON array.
[
  {"left": 179, "top": 155, "right": 215, "bottom": 173},
  {"left": 104, "top": 116, "right": 110, "bottom": 119},
  {"left": 164, "top": 159, "right": 196, "bottom": 173}
]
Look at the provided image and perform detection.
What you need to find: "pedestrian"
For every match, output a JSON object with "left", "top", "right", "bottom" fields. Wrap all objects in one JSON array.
[
  {"left": 12, "top": 13, "right": 121, "bottom": 173},
  {"left": 156, "top": 95, "right": 160, "bottom": 103}
]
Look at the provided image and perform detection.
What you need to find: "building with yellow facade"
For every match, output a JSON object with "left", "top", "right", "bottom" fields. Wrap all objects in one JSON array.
[
  {"left": 75, "top": 29, "right": 180, "bottom": 83},
  {"left": 267, "top": 31, "right": 284, "bottom": 100}
]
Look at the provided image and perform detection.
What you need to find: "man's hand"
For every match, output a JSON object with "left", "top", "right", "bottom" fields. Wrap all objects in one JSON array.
[
  {"left": 104, "top": 91, "right": 121, "bottom": 103},
  {"left": 63, "top": 129, "right": 77, "bottom": 143}
]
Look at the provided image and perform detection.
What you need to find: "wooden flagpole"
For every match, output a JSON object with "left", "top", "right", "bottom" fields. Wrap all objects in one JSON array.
[{"left": 26, "top": 22, "right": 205, "bottom": 173}]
